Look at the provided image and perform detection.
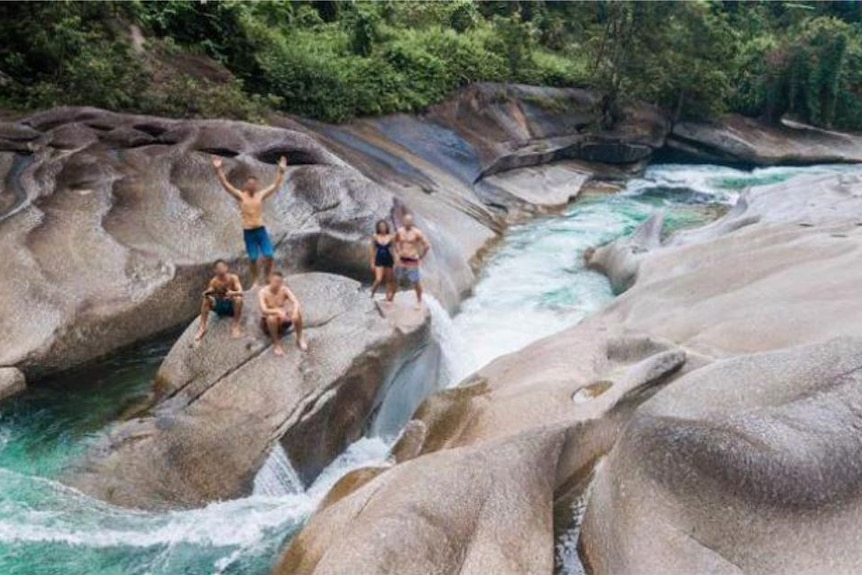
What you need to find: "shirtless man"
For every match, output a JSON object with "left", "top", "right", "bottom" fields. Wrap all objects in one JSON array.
[
  {"left": 258, "top": 271, "right": 307, "bottom": 355},
  {"left": 196, "top": 259, "right": 244, "bottom": 341},
  {"left": 211, "top": 155, "right": 288, "bottom": 285},
  {"left": 394, "top": 213, "right": 431, "bottom": 307}
]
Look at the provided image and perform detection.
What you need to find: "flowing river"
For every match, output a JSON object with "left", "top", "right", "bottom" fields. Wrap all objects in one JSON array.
[{"left": 0, "top": 164, "right": 854, "bottom": 575}]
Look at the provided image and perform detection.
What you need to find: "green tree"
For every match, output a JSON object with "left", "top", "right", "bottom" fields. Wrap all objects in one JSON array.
[{"left": 491, "top": 10, "right": 536, "bottom": 79}]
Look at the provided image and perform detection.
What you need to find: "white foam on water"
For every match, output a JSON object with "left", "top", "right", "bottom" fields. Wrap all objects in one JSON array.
[
  {"left": 0, "top": 436, "right": 391, "bottom": 558},
  {"left": 626, "top": 163, "right": 862, "bottom": 205}
]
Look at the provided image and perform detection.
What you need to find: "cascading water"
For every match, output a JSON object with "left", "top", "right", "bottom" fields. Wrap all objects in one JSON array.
[
  {"left": 252, "top": 444, "right": 304, "bottom": 497},
  {"left": 1, "top": 163, "right": 857, "bottom": 575}
]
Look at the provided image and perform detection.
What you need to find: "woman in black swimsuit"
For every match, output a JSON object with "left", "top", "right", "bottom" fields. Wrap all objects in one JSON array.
[{"left": 369, "top": 220, "right": 396, "bottom": 301}]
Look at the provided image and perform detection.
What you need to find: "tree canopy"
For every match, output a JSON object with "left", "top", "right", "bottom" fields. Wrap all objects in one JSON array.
[{"left": 1, "top": 1, "right": 860, "bottom": 130}]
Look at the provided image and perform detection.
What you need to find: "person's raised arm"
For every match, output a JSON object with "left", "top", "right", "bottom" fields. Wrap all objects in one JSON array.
[
  {"left": 260, "top": 156, "right": 288, "bottom": 200},
  {"left": 211, "top": 155, "right": 243, "bottom": 200}
]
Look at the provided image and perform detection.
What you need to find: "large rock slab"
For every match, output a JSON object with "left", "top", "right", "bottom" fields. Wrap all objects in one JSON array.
[
  {"left": 580, "top": 337, "right": 862, "bottom": 574},
  {"left": 0, "top": 108, "right": 387, "bottom": 378},
  {"left": 295, "top": 114, "right": 499, "bottom": 302},
  {"left": 575, "top": 171, "right": 862, "bottom": 572},
  {"left": 65, "top": 273, "right": 438, "bottom": 510},
  {"left": 426, "top": 83, "right": 669, "bottom": 178},
  {"left": 479, "top": 161, "right": 593, "bottom": 209},
  {"left": 666, "top": 114, "right": 862, "bottom": 166}
]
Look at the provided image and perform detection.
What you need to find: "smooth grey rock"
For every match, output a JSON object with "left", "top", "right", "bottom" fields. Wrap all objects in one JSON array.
[
  {"left": 275, "top": 329, "right": 688, "bottom": 575},
  {"left": 585, "top": 211, "right": 664, "bottom": 294},
  {"left": 667, "top": 114, "right": 862, "bottom": 166},
  {"left": 581, "top": 337, "right": 862, "bottom": 575}
]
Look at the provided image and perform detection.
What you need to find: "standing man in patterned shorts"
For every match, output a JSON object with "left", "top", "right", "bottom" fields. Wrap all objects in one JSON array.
[{"left": 394, "top": 213, "right": 431, "bottom": 308}]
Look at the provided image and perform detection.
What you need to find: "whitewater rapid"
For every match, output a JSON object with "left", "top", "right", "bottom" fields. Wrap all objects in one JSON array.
[{"left": 1, "top": 163, "right": 857, "bottom": 575}]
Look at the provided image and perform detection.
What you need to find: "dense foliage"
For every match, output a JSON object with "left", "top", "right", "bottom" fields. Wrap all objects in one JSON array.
[{"left": 1, "top": 1, "right": 860, "bottom": 130}]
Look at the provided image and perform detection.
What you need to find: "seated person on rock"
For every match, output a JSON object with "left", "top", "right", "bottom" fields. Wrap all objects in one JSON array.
[
  {"left": 258, "top": 271, "right": 308, "bottom": 355},
  {"left": 196, "top": 259, "right": 244, "bottom": 341},
  {"left": 394, "top": 213, "right": 431, "bottom": 308},
  {"left": 211, "top": 154, "right": 288, "bottom": 286}
]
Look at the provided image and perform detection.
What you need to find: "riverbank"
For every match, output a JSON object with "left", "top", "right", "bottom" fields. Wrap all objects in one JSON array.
[{"left": 3, "top": 84, "right": 862, "bottom": 575}]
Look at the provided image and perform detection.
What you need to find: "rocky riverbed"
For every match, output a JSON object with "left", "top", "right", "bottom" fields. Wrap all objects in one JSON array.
[
  {"left": 2, "top": 83, "right": 862, "bottom": 575},
  {"left": 277, "top": 167, "right": 862, "bottom": 575}
]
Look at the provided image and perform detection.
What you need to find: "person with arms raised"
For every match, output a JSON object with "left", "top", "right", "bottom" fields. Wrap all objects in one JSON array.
[{"left": 211, "top": 154, "right": 288, "bottom": 285}]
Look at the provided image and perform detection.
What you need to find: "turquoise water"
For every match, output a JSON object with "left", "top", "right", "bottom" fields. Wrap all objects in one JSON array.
[
  {"left": 0, "top": 164, "right": 856, "bottom": 575},
  {"left": 0, "top": 339, "right": 390, "bottom": 575},
  {"left": 442, "top": 163, "right": 761, "bottom": 382}
]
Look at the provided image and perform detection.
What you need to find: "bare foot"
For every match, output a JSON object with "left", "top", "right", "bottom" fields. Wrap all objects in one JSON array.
[
  {"left": 414, "top": 302, "right": 423, "bottom": 311},
  {"left": 194, "top": 326, "right": 207, "bottom": 341},
  {"left": 231, "top": 325, "right": 242, "bottom": 338},
  {"left": 297, "top": 338, "right": 308, "bottom": 352},
  {"left": 273, "top": 344, "right": 285, "bottom": 356}
]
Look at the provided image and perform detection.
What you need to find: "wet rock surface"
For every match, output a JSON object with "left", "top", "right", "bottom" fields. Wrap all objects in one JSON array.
[{"left": 666, "top": 114, "right": 862, "bottom": 166}]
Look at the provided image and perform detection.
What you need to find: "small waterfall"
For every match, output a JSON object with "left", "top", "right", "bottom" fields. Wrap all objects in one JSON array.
[
  {"left": 368, "top": 295, "right": 470, "bottom": 437},
  {"left": 252, "top": 444, "right": 304, "bottom": 497},
  {"left": 424, "top": 296, "right": 471, "bottom": 387}
]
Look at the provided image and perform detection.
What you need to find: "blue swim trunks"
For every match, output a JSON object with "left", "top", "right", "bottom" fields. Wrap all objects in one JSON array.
[
  {"left": 212, "top": 297, "right": 235, "bottom": 317},
  {"left": 243, "top": 226, "right": 274, "bottom": 260}
]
